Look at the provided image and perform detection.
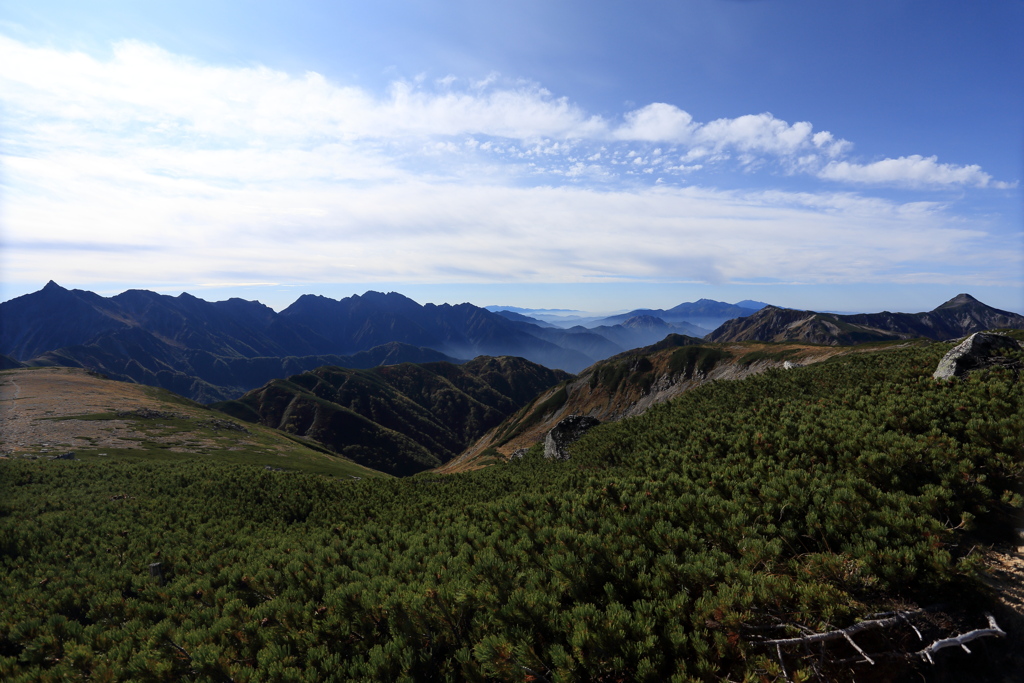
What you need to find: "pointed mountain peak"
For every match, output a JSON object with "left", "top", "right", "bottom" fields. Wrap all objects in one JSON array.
[
  {"left": 42, "top": 280, "right": 65, "bottom": 293},
  {"left": 936, "top": 293, "right": 981, "bottom": 309}
]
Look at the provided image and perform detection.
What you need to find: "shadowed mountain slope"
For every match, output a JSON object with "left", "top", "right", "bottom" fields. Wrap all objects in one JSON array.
[
  {"left": 1, "top": 281, "right": 331, "bottom": 361},
  {"left": 277, "top": 291, "right": 596, "bottom": 371},
  {"left": 28, "top": 327, "right": 459, "bottom": 404},
  {"left": 441, "top": 334, "right": 935, "bottom": 473},
  {"left": 3, "top": 284, "right": 612, "bottom": 401},
  {"left": 707, "top": 294, "right": 1024, "bottom": 345},
  {"left": 213, "top": 356, "right": 570, "bottom": 476}
]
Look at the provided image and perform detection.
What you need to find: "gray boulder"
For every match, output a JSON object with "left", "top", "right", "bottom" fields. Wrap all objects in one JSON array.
[
  {"left": 544, "top": 414, "right": 601, "bottom": 460},
  {"left": 933, "top": 332, "right": 1021, "bottom": 380}
]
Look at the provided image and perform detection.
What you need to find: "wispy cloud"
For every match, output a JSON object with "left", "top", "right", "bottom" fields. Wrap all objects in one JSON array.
[{"left": 0, "top": 35, "right": 1018, "bottom": 292}]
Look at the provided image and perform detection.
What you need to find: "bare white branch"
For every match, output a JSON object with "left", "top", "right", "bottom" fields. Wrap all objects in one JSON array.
[
  {"left": 762, "top": 610, "right": 924, "bottom": 647},
  {"left": 915, "top": 614, "right": 1005, "bottom": 665},
  {"left": 762, "top": 611, "right": 1007, "bottom": 669}
]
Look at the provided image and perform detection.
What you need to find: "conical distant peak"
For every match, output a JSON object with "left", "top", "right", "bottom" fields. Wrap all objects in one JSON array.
[
  {"left": 937, "top": 293, "right": 980, "bottom": 309},
  {"left": 42, "top": 280, "right": 64, "bottom": 292}
]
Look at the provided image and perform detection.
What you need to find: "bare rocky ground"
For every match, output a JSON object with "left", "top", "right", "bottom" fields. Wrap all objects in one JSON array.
[
  {"left": 1, "top": 367, "right": 193, "bottom": 456},
  {"left": 0, "top": 366, "right": 382, "bottom": 477},
  {"left": 0, "top": 366, "right": 268, "bottom": 457}
]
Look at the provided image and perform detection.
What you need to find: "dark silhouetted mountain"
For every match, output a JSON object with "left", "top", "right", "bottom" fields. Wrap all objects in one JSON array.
[
  {"left": 1, "top": 281, "right": 131, "bottom": 360},
  {"left": 0, "top": 281, "right": 332, "bottom": 360},
  {"left": 276, "top": 291, "right": 596, "bottom": 371},
  {"left": 707, "top": 294, "right": 1024, "bottom": 345},
  {"left": 1, "top": 353, "right": 25, "bottom": 370},
  {"left": 2, "top": 283, "right": 606, "bottom": 401},
  {"left": 213, "top": 356, "right": 570, "bottom": 476}
]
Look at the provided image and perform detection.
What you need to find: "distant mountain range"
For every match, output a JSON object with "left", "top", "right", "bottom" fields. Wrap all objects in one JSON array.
[
  {"left": 707, "top": 294, "right": 1024, "bottom": 345},
  {"left": 213, "top": 356, "right": 569, "bottom": 475},
  {"left": 5, "top": 284, "right": 1018, "bottom": 407},
  {"left": 1, "top": 283, "right": 764, "bottom": 401},
  {"left": 488, "top": 299, "right": 768, "bottom": 330},
  {"left": 1, "top": 283, "right": 476, "bottom": 402},
  {"left": 592, "top": 298, "right": 767, "bottom": 331}
]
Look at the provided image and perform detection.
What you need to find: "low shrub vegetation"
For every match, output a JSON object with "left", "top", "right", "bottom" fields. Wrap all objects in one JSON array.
[{"left": 1, "top": 342, "right": 1021, "bottom": 681}]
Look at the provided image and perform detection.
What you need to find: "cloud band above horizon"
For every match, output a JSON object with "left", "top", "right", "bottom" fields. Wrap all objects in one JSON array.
[{"left": 0, "top": 35, "right": 1019, "bottom": 293}]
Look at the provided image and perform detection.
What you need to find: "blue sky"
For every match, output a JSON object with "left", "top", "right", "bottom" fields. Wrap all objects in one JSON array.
[{"left": 1, "top": 0, "right": 1021, "bottom": 314}]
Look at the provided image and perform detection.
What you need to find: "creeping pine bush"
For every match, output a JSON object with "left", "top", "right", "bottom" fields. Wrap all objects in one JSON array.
[{"left": 1, "top": 343, "right": 1022, "bottom": 681}]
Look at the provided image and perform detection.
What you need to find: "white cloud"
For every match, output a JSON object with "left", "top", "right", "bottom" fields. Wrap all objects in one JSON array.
[
  {"left": 698, "top": 114, "right": 813, "bottom": 155},
  {"left": 2, "top": 35, "right": 1006, "bottom": 189},
  {"left": 811, "top": 130, "right": 849, "bottom": 156},
  {"left": 381, "top": 80, "right": 606, "bottom": 139},
  {"left": 0, "top": 35, "right": 1017, "bottom": 293},
  {"left": 818, "top": 155, "right": 1013, "bottom": 189},
  {"left": 614, "top": 103, "right": 695, "bottom": 142},
  {"left": 610, "top": 106, "right": 853, "bottom": 164}
]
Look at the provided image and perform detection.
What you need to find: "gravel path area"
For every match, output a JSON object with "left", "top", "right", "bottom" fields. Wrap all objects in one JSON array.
[{"left": 0, "top": 367, "right": 173, "bottom": 456}]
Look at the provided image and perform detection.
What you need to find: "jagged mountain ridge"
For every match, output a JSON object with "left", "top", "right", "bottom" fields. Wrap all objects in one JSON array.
[
  {"left": 2, "top": 283, "right": 775, "bottom": 402},
  {"left": 707, "top": 294, "right": 1024, "bottom": 345},
  {"left": 214, "top": 356, "right": 570, "bottom": 476},
  {"left": 0, "top": 284, "right": 586, "bottom": 401},
  {"left": 277, "top": 291, "right": 593, "bottom": 371},
  {"left": 1, "top": 281, "right": 331, "bottom": 361}
]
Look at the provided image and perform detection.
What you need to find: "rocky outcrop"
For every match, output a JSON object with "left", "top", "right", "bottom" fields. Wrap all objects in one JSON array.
[
  {"left": 544, "top": 415, "right": 601, "bottom": 460},
  {"left": 933, "top": 333, "right": 1021, "bottom": 380}
]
